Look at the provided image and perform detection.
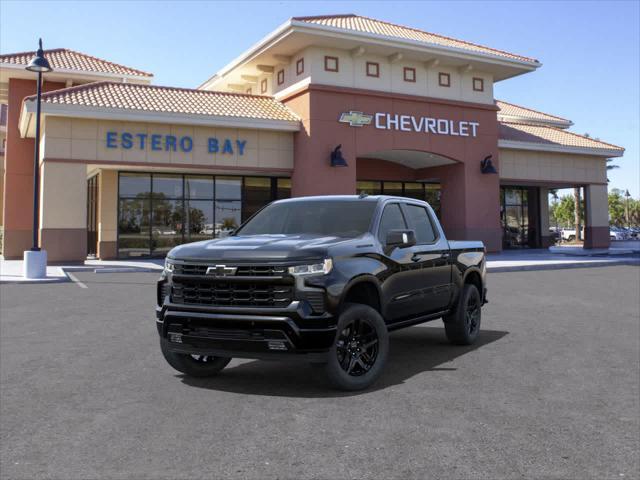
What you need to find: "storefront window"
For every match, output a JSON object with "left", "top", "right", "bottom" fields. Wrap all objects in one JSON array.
[
  {"left": 117, "top": 173, "right": 289, "bottom": 258},
  {"left": 276, "top": 178, "right": 291, "bottom": 200},
  {"left": 356, "top": 181, "right": 382, "bottom": 195},
  {"left": 382, "top": 182, "right": 403, "bottom": 197},
  {"left": 403, "top": 182, "right": 424, "bottom": 200},
  {"left": 243, "top": 177, "right": 272, "bottom": 221},
  {"left": 118, "top": 197, "right": 151, "bottom": 257},
  {"left": 501, "top": 186, "right": 538, "bottom": 249}
]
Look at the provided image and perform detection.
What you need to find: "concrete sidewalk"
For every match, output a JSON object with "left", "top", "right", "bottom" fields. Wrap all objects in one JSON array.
[
  {"left": 1, "top": 250, "right": 637, "bottom": 284},
  {"left": 0, "top": 257, "right": 163, "bottom": 284}
]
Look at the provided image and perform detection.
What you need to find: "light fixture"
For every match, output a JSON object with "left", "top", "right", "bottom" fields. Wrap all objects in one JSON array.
[
  {"left": 330, "top": 144, "right": 348, "bottom": 167},
  {"left": 26, "top": 39, "right": 53, "bottom": 73},
  {"left": 480, "top": 155, "right": 497, "bottom": 174}
]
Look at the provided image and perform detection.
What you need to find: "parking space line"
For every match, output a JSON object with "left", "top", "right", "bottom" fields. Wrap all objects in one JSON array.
[{"left": 66, "top": 272, "right": 88, "bottom": 289}]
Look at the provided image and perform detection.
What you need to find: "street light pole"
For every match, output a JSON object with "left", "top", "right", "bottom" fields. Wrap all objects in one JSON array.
[
  {"left": 32, "top": 69, "right": 42, "bottom": 251},
  {"left": 23, "top": 39, "right": 53, "bottom": 279}
]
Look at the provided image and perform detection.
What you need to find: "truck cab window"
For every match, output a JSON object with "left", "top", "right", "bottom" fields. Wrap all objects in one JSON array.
[
  {"left": 378, "top": 203, "right": 407, "bottom": 243},
  {"left": 403, "top": 204, "right": 436, "bottom": 244}
]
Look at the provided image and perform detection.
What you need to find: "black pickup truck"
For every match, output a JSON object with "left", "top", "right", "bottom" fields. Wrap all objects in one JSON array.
[{"left": 156, "top": 195, "right": 487, "bottom": 390}]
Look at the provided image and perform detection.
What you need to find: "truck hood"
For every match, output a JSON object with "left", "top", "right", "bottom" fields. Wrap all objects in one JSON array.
[{"left": 168, "top": 234, "right": 351, "bottom": 263}]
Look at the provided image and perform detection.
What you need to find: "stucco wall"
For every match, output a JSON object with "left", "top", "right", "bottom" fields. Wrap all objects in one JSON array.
[
  {"left": 499, "top": 148, "right": 607, "bottom": 184},
  {"left": 273, "top": 46, "right": 494, "bottom": 105},
  {"left": 42, "top": 117, "right": 294, "bottom": 171}
]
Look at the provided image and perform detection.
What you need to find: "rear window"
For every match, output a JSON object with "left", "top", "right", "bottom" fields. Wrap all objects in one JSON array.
[
  {"left": 403, "top": 204, "right": 437, "bottom": 244},
  {"left": 236, "top": 200, "right": 376, "bottom": 237}
]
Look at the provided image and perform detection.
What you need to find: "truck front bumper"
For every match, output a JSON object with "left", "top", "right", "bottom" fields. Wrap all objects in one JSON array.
[{"left": 156, "top": 300, "right": 337, "bottom": 361}]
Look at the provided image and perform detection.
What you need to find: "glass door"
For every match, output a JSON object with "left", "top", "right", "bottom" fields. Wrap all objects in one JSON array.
[{"left": 86, "top": 175, "right": 99, "bottom": 257}]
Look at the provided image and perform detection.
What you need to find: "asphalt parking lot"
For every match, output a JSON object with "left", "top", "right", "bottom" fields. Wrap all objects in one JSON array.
[{"left": 1, "top": 266, "right": 638, "bottom": 479}]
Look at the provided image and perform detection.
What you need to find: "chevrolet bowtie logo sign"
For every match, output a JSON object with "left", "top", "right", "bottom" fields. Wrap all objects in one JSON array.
[
  {"left": 338, "top": 111, "right": 373, "bottom": 127},
  {"left": 206, "top": 265, "right": 238, "bottom": 276}
]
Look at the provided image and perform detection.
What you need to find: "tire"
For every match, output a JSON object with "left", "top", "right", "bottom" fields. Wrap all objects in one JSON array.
[
  {"left": 324, "top": 303, "right": 389, "bottom": 391},
  {"left": 443, "top": 284, "right": 482, "bottom": 345},
  {"left": 567, "top": 235, "right": 575, "bottom": 242},
  {"left": 160, "top": 337, "right": 231, "bottom": 377}
]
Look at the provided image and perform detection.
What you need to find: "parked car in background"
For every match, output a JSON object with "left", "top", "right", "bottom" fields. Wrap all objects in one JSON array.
[
  {"left": 561, "top": 228, "right": 584, "bottom": 242},
  {"left": 610, "top": 227, "right": 629, "bottom": 241}
]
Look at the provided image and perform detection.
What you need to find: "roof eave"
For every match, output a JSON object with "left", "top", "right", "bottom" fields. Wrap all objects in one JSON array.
[
  {"left": 0, "top": 61, "right": 153, "bottom": 82},
  {"left": 498, "top": 139, "right": 624, "bottom": 158},
  {"left": 289, "top": 20, "right": 541, "bottom": 71},
  {"left": 498, "top": 115, "right": 573, "bottom": 129},
  {"left": 199, "top": 18, "right": 540, "bottom": 89},
  {"left": 19, "top": 99, "right": 300, "bottom": 137}
]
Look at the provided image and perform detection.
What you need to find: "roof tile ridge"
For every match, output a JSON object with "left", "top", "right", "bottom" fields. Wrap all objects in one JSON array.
[
  {"left": 496, "top": 99, "right": 571, "bottom": 123},
  {"left": 349, "top": 14, "right": 539, "bottom": 63},
  {"left": 61, "top": 48, "right": 153, "bottom": 77}
]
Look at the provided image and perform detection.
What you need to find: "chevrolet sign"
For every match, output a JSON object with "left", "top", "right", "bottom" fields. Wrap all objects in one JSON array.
[
  {"left": 339, "top": 111, "right": 480, "bottom": 137},
  {"left": 338, "top": 111, "right": 373, "bottom": 127},
  {"left": 206, "top": 265, "right": 238, "bottom": 276}
]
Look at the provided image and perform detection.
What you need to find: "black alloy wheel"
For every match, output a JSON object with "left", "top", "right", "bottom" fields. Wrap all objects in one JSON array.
[
  {"left": 324, "top": 303, "right": 389, "bottom": 391},
  {"left": 443, "top": 283, "right": 482, "bottom": 345},
  {"left": 335, "top": 317, "right": 380, "bottom": 376}
]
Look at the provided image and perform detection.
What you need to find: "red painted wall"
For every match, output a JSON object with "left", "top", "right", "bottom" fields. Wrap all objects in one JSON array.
[
  {"left": 283, "top": 85, "right": 502, "bottom": 251},
  {"left": 2, "top": 78, "right": 66, "bottom": 259}
]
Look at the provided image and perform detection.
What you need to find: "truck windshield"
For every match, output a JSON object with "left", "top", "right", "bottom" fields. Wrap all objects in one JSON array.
[{"left": 236, "top": 200, "right": 376, "bottom": 237}]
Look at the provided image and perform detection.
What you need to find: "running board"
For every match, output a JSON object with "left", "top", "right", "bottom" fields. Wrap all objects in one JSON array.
[{"left": 386, "top": 310, "right": 450, "bottom": 332}]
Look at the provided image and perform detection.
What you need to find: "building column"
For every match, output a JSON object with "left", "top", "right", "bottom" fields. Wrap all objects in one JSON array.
[
  {"left": 539, "top": 188, "right": 553, "bottom": 247},
  {"left": 584, "top": 184, "right": 610, "bottom": 249},
  {"left": 285, "top": 91, "right": 357, "bottom": 196},
  {"left": 423, "top": 161, "right": 502, "bottom": 252},
  {"left": 2, "top": 78, "right": 65, "bottom": 259},
  {"left": 98, "top": 170, "right": 118, "bottom": 259},
  {"left": 39, "top": 161, "right": 87, "bottom": 262}
]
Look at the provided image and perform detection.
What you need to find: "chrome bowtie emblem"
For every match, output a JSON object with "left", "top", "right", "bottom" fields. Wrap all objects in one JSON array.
[
  {"left": 338, "top": 111, "right": 373, "bottom": 127},
  {"left": 206, "top": 265, "right": 237, "bottom": 276}
]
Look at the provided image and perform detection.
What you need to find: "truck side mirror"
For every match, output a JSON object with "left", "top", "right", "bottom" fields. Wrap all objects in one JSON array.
[{"left": 386, "top": 229, "right": 417, "bottom": 248}]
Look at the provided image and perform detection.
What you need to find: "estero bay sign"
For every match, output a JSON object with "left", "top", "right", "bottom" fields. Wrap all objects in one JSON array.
[
  {"left": 339, "top": 111, "right": 480, "bottom": 137},
  {"left": 105, "top": 131, "right": 248, "bottom": 155}
]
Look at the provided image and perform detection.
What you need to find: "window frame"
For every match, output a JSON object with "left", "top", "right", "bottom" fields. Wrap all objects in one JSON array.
[
  {"left": 472, "top": 77, "right": 484, "bottom": 92},
  {"left": 296, "top": 58, "right": 304, "bottom": 75},
  {"left": 438, "top": 72, "right": 451, "bottom": 87},
  {"left": 399, "top": 202, "right": 440, "bottom": 245},
  {"left": 260, "top": 78, "right": 268, "bottom": 94},
  {"left": 366, "top": 61, "right": 380, "bottom": 78},
  {"left": 324, "top": 55, "right": 339, "bottom": 72},
  {"left": 403, "top": 67, "right": 416, "bottom": 83},
  {"left": 277, "top": 69, "right": 284, "bottom": 85}
]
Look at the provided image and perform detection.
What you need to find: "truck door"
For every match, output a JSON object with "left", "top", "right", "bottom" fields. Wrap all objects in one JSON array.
[
  {"left": 400, "top": 202, "right": 452, "bottom": 313},
  {"left": 377, "top": 202, "right": 427, "bottom": 322}
]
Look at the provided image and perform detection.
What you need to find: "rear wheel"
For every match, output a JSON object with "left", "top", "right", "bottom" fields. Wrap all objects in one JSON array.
[
  {"left": 160, "top": 338, "right": 231, "bottom": 377},
  {"left": 324, "top": 303, "right": 389, "bottom": 391},
  {"left": 443, "top": 284, "right": 482, "bottom": 345}
]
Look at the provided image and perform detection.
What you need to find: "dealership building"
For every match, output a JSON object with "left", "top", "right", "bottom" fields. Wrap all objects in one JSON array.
[{"left": 0, "top": 14, "right": 624, "bottom": 261}]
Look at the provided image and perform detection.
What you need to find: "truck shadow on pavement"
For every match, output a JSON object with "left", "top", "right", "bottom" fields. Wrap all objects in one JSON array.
[{"left": 180, "top": 326, "right": 508, "bottom": 397}]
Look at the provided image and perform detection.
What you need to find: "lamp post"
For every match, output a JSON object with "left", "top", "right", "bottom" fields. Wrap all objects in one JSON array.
[{"left": 23, "top": 39, "right": 52, "bottom": 279}]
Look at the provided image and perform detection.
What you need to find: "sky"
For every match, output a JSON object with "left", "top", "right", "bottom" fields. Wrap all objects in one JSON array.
[{"left": 1, "top": 0, "right": 638, "bottom": 197}]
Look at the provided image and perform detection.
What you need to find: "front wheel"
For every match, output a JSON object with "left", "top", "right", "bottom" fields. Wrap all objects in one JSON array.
[
  {"left": 443, "top": 284, "right": 482, "bottom": 345},
  {"left": 324, "top": 303, "right": 389, "bottom": 391},
  {"left": 160, "top": 338, "right": 231, "bottom": 377}
]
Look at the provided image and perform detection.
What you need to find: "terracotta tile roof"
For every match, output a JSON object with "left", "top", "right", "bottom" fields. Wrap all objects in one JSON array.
[
  {"left": 0, "top": 48, "right": 152, "bottom": 78},
  {"left": 496, "top": 100, "right": 571, "bottom": 126},
  {"left": 499, "top": 122, "right": 624, "bottom": 153},
  {"left": 293, "top": 14, "right": 538, "bottom": 64},
  {"left": 27, "top": 81, "right": 299, "bottom": 122}
]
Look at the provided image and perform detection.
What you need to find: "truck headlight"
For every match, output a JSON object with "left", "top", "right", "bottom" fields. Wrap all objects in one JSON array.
[
  {"left": 164, "top": 258, "right": 175, "bottom": 273},
  {"left": 288, "top": 258, "right": 333, "bottom": 276}
]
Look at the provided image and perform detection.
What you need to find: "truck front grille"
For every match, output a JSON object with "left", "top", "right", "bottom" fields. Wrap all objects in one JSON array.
[
  {"left": 171, "top": 281, "right": 293, "bottom": 307},
  {"left": 172, "top": 264, "right": 287, "bottom": 276}
]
